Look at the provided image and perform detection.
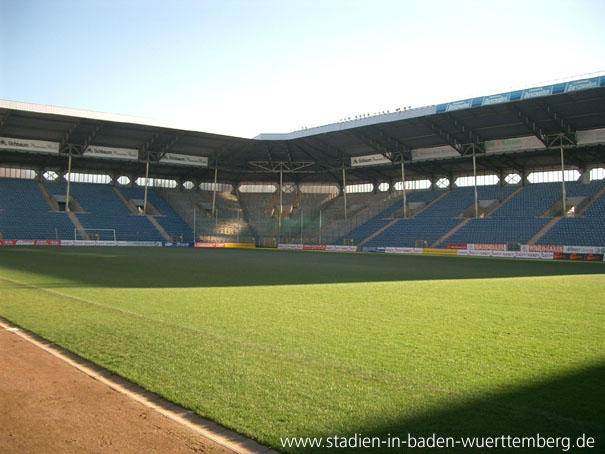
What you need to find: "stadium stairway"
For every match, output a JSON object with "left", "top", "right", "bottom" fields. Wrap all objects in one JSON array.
[
  {"left": 112, "top": 186, "right": 138, "bottom": 213},
  {"left": 407, "top": 190, "right": 449, "bottom": 218},
  {"left": 37, "top": 182, "right": 91, "bottom": 240},
  {"left": 485, "top": 186, "right": 524, "bottom": 216},
  {"left": 527, "top": 217, "right": 562, "bottom": 245},
  {"left": 110, "top": 186, "right": 171, "bottom": 241},
  {"left": 357, "top": 218, "right": 398, "bottom": 247},
  {"left": 576, "top": 186, "right": 605, "bottom": 215},
  {"left": 431, "top": 218, "right": 471, "bottom": 248}
]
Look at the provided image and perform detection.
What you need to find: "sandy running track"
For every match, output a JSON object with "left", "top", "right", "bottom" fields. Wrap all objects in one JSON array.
[{"left": 0, "top": 323, "right": 276, "bottom": 454}]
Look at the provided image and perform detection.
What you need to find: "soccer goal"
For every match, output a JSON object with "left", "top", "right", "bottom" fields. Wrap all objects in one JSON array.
[{"left": 74, "top": 228, "right": 117, "bottom": 241}]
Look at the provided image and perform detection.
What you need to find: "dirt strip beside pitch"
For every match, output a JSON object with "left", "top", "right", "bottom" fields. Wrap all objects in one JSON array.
[{"left": 0, "top": 321, "right": 278, "bottom": 454}]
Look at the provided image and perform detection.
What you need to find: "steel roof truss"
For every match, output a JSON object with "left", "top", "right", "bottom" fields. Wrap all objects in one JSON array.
[
  {"left": 536, "top": 100, "right": 577, "bottom": 146},
  {"left": 0, "top": 112, "right": 10, "bottom": 132},
  {"left": 59, "top": 120, "right": 82, "bottom": 150},
  {"left": 248, "top": 161, "right": 315, "bottom": 173},
  {"left": 421, "top": 118, "right": 464, "bottom": 155},
  {"left": 508, "top": 104, "right": 548, "bottom": 147}
]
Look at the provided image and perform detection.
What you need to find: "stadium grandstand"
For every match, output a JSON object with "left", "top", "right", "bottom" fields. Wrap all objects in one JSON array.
[{"left": 1, "top": 74, "right": 605, "bottom": 254}]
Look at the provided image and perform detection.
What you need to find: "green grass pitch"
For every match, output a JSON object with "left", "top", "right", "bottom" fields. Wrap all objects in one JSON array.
[{"left": 0, "top": 247, "right": 603, "bottom": 452}]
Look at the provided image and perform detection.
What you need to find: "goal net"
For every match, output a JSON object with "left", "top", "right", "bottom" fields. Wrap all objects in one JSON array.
[{"left": 74, "top": 228, "right": 117, "bottom": 241}]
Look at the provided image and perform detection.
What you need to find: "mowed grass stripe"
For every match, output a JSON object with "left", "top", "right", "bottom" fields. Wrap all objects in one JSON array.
[{"left": 0, "top": 247, "right": 603, "bottom": 452}]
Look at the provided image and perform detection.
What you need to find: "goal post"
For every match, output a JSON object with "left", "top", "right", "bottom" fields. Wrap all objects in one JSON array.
[{"left": 74, "top": 228, "right": 117, "bottom": 241}]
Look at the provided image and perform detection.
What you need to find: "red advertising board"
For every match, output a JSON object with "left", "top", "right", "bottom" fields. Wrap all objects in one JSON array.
[
  {"left": 446, "top": 243, "right": 467, "bottom": 250},
  {"left": 553, "top": 252, "right": 604, "bottom": 261},
  {"left": 302, "top": 245, "right": 327, "bottom": 251},
  {"left": 195, "top": 242, "right": 226, "bottom": 248}
]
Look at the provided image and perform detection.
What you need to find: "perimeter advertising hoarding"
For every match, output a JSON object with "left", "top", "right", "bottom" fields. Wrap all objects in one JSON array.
[
  {"left": 195, "top": 242, "right": 227, "bottom": 248},
  {"left": 160, "top": 153, "right": 208, "bottom": 167},
  {"left": 194, "top": 242, "right": 255, "bottom": 248},
  {"left": 458, "top": 250, "right": 554, "bottom": 260},
  {"left": 385, "top": 247, "right": 423, "bottom": 255},
  {"left": 326, "top": 245, "right": 357, "bottom": 252},
  {"left": 83, "top": 145, "right": 139, "bottom": 160},
  {"left": 522, "top": 245, "right": 605, "bottom": 255},
  {"left": 303, "top": 245, "right": 327, "bottom": 251},
  {"left": 162, "top": 242, "right": 194, "bottom": 247},
  {"left": 552, "top": 252, "right": 604, "bottom": 261},
  {"left": 446, "top": 243, "right": 468, "bottom": 250},
  {"left": 467, "top": 243, "right": 507, "bottom": 251},
  {"left": 277, "top": 244, "right": 356, "bottom": 252},
  {"left": 521, "top": 245, "right": 564, "bottom": 253},
  {"left": 277, "top": 244, "right": 303, "bottom": 250},
  {"left": 0, "top": 137, "right": 59, "bottom": 154}
]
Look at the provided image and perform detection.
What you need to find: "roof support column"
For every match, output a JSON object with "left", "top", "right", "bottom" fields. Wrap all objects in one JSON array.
[
  {"left": 211, "top": 165, "right": 218, "bottom": 217},
  {"left": 65, "top": 147, "right": 73, "bottom": 212},
  {"left": 279, "top": 165, "right": 283, "bottom": 243},
  {"left": 401, "top": 155, "right": 407, "bottom": 218},
  {"left": 143, "top": 151, "right": 150, "bottom": 214},
  {"left": 560, "top": 139, "right": 567, "bottom": 217},
  {"left": 472, "top": 148, "right": 478, "bottom": 218},
  {"left": 342, "top": 167, "right": 348, "bottom": 219}
]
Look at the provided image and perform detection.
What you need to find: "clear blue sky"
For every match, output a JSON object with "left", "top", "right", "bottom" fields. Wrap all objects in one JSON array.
[{"left": 1, "top": 0, "right": 604, "bottom": 138}]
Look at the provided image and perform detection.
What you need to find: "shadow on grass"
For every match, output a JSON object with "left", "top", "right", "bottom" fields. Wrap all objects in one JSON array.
[
  {"left": 292, "top": 363, "right": 605, "bottom": 453},
  {"left": 0, "top": 247, "right": 604, "bottom": 289}
]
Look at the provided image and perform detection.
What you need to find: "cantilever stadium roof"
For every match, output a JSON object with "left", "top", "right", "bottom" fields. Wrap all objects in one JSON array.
[{"left": 1, "top": 76, "right": 604, "bottom": 184}]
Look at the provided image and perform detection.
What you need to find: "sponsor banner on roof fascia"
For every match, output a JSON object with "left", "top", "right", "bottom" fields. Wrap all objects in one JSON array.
[
  {"left": 411, "top": 145, "right": 459, "bottom": 161},
  {"left": 485, "top": 136, "right": 545, "bottom": 153},
  {"left": 0, "top": 136, "right": 59, "bottom": 154},
  {"left": 435, "top": 77, "right": 605, "bottom": 113},
  {"left": 351, "top": 153, "right": 392, "bottom": 167},
  {"left": 565, "top": 77, "right": 601, "bottom": 92},
  {"left": 83, "top": 145, "right": 138, "bottom": 160},
  {"left": 160, "top": 153, "right": 208, "bottom": 167},
  {"left": 576, "top": 128, "right": 605, "bottom": 146},
  {"left": 440, "top": 98, "right": 476, "bottom": 112},
  {"left": 482, "top": 93, "right": 512, "bottom": 106},
  {"left": 520, "top": 86, "right": 553, "bottom": 100}
]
